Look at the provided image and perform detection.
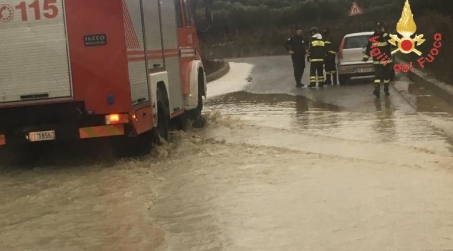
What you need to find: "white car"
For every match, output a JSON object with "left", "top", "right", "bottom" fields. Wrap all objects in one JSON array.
[{"left": 337, "top": 31, "right": 395, "bottom": 85}]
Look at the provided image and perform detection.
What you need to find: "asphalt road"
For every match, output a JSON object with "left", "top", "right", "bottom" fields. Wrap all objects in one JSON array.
[{"left": 2, "top": 55, "right": 453, "bottom": 251}]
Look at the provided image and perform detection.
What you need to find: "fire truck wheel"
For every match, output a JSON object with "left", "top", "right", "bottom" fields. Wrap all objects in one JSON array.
[
  {"left": 13, "top": 142, "right": 50, "bottom": 166},
  {"left": 111, "top": 87, "right": 169, "bottom": 157},
  {"left": 110, "top": 131, "right": 152, "bottom": 157},
  {"left": 184, "top": 70, "right": 205, "bottom": 128},
  {"left": 182, "top": 92, "right": 205, "bottom": 129},
  {"left": 152, "top": 86, "right": 170, "bottom": 145}
]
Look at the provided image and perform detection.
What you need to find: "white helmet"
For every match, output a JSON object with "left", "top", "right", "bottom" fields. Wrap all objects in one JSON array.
[{"left": 312, "top": 33, "right": 322, "bottom": 40}]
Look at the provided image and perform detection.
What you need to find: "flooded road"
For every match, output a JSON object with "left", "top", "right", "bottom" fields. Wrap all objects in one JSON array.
[{"left": 2, "top": 55, "right": 453, "bottom": 250}]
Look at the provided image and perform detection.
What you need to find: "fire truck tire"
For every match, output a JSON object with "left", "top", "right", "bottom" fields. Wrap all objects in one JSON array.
[
  {"left": 111, "top": 86, "right": 169, "bottom": 157},
  {"left": 152, "top": 85, "right": 170, "bottom": 145},
  {"left": 111, "top": 131, "right": 153, "bottom": 157},
  {"left": 185, "top": 69, "right": 205, "bottom": 128},
  {"left": 18, "top": 143, "right": 44, "bottom": 165}
]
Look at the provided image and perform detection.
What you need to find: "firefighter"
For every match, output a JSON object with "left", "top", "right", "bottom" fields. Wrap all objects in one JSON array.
[
  {"left": 362, "top": 21, "right": 393, "bottom": 97},
  {"left": 307, "top": 27, "right": 326, "bottom": 88},
  {"left": 284, "top": 27, "right": 308, "bottom": 88},
  {"left": 322, "top": 27, "right": 338, "bottom": 85}
]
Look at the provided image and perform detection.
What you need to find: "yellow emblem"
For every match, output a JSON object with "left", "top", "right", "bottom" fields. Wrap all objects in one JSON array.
[{"left": 388, "top": 0, "right": 425, "bottom": 56}]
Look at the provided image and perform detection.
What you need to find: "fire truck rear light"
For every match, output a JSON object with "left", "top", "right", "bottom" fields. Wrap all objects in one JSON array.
[{"left": 105, "top": 113, "right": 129, "bottom": 124}]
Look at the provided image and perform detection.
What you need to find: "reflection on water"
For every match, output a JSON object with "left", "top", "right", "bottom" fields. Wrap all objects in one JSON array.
[
  {"left": 206, "top": 92, "right": 343, "bottom": 131},
  {"left": 205, "top": 91, "right": 453, "bottom": 155},
  {"left": 373, "top": 98, "right": 397, "bottom": 143},
  {"left": 0, "top": 162, "right": 164, "bottom": 251},
  {"left": 295, "top": 95, "right": 309, "bottom": 116},
  {"left": 294, "top": 95, "right": 342, "bottom": 131}
]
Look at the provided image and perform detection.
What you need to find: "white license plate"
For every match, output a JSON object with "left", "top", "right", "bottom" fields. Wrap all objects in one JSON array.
[
  {"left": 28, "top": 130, "right": 56, "bottom": 142},
  {"left": 357, "top": 67, "right": 373, "bottom": 73}
]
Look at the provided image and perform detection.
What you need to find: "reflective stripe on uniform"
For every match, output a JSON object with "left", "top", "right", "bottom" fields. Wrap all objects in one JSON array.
[
  {"left": 311, "top": 59, "right": 324, "bottom": 62},
  {"left": 329, "top": 51, "right": 337, "bottom": 54},
  {"left": 311, "top": 41, "right": 325, "bottom": 46},
  {"left": 384, "top": 79, "right": 390, "bottom": 83},
  {"left": 363, "top": 55, "right": 369, "bottom": 58},
  {"left": 324, "top": 41, "right": 331, "bottom": 44},
  {"left": 374, "top": 79, "right": 381, "bottom": 84}
]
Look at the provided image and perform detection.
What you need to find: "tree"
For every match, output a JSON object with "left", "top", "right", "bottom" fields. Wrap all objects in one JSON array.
[{"left": 203, "top": 0, "right": 213, "bottom": 22}]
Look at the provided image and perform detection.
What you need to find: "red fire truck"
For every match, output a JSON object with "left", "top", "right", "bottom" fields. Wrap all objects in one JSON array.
[{"left": 0, "top": 0, "right": 206, "bottom": 155}]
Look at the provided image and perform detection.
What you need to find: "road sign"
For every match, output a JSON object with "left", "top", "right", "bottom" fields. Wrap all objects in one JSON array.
[{"left": 349, "top": 1, "right": 363, "bottom": 16}]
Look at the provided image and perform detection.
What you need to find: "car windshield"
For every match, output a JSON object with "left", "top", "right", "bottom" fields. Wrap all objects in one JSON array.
[{"left": 344, "top": 35, "right": 371, "bottom": 49}]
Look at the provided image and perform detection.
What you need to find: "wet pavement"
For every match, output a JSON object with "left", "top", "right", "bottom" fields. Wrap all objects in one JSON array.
[
  {"left": 205, "top": 56, "right": 453, "bottom": 156},
  {"left": 2, "top": 55, "right": 453, "bottom": 250}
]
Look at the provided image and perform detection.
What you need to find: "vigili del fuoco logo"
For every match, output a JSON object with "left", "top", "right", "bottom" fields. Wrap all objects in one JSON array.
[{"left": 368, "top": 0, "right": 442, "bottom": 72}]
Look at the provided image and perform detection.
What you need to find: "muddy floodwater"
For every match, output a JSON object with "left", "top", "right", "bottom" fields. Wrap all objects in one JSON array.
[{"left": 2, "top": 56, "right": 453, "bottom": 251}]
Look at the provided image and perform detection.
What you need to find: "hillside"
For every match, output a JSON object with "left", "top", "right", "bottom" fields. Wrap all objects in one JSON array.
[{"left": 194, "top": 0, "right": 453, "bottom": 83}]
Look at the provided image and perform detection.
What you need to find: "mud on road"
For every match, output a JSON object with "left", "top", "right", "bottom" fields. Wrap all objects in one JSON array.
[
  {"left": 1, "top": 110, "right": 453, "bottom": 251},
  {"left": 2, "top": 56, "right": 453, "bottom": 251}
]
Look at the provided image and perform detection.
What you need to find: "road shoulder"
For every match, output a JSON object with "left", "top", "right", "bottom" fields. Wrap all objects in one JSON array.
[
  {"left": 206, "top": 61, "right": 230, "bottom": 83},
  {"left": 395, "top": 57, "right": 453, "bottom": 106}
]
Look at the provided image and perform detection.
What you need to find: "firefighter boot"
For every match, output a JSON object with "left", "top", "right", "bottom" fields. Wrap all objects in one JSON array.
[
  {"left": 333, "top": 73, "right": 338, "bottom": 85},
  {"left": 384, "top": 83, "right": 390, "bottom": 96},
  {"left": 324, "top": 73, "right": 332, "bottom": 85},
  {"left": 373, "top": 84, "right": 380, "bottom": 98}
]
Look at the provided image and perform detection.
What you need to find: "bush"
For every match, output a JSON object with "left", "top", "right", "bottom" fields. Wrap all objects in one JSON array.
[
  {"left": 200, "top": 28, "right": 291, "bottom": 58},
  {"left": 199, "top": 24, "right": 359, "bottom": 59},
  {"left": 199, "top": 10, "right": 453, "bottom": 84},
  {"left": 201, "top": 56, "right": 225, "bottom": 75},
  {"left": 398, "top": 11, "right": 453, "bottom": 84}
]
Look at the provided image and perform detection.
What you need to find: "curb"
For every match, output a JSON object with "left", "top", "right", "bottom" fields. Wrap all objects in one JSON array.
[
  {"left": 206, "top": 61, "right": 230, "bottom": 83},
  {"left": 396, "top": 57, "right": 453, "bottom": 107}
]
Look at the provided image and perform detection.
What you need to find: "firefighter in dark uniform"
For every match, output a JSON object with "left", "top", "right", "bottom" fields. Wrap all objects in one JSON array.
[
  {"left": 284, "top": 27, "right": 308, "bottom": 88},
  {"left": 307, "top": 27, "right": 327, "bottom": 88},
  {"left": 322, "top": 27, "right": 338, "bottom": 85},
  {"left": 363, "top": 22, "right": 393, "bottom": 97}
]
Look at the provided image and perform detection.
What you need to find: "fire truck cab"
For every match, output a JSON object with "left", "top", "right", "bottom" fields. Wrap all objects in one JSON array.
[{"left": 0, "top": 0, "right": 206, "bottom": 156}]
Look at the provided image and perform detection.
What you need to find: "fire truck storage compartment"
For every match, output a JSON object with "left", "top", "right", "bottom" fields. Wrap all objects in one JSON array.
[
  {"left": 160, "top": 0, "right": 184, "bottom": 113},
  {"left": 0, "top": 0, "right": 72, "bottom": 103}
]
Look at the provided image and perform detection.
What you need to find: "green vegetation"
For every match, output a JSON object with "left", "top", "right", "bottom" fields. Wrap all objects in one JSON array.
[
  {"left": 398, "top": 11, "right": 453, "bottom": 84},
  {"left": 201, "top": 56, "right": 225, "bottom": 75},
  {"left": 194, "top": 0, "right": 453, "bottom": 83}
]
